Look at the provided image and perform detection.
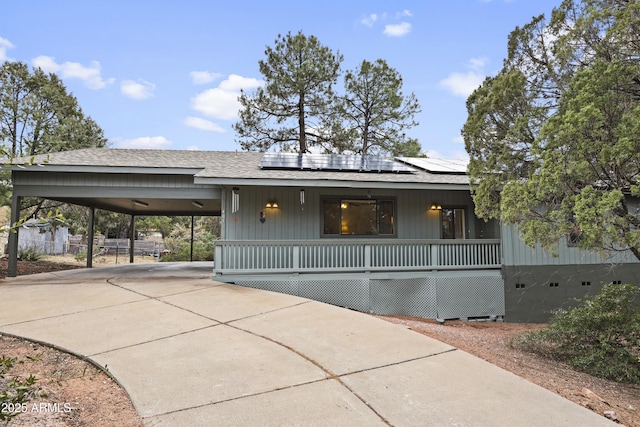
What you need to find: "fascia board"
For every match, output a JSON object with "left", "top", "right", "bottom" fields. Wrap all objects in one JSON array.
[
  {"left": 193, "top": 177, "right": 470, "bottom": 191},
  {"left": 5, "top": 164, "right": 204, "bottom": 175}
]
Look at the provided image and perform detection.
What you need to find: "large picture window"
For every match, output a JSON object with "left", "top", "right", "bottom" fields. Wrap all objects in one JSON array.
[{"left": 323, "top": 198, "right": 395, "bottom": 236}]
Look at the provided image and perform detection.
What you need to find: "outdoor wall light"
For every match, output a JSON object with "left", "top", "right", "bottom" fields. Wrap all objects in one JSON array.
[
  {"left": 430, "top": 202, "right": 442, "bottom": 210},
  {"left": 259, "top": 211, "right": 266, "bottom": 223},
  {"left": 265, "top": 200, "right": 279, "bottom": 208},
  {"left": 133, "top": 200, "right": 149, "bottom": 207}
]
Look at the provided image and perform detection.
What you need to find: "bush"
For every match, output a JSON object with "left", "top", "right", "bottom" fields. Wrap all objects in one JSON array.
[
  {"left": 159, "top": 221, "right": 215, "bottom": 262},
  {"left": 512, "top": 284, "right": 640, "bottom": 384},
  {"left": 0, "top": 356, "right": 39, "bottom": 423},
  {"left": 160, "top": 233, "right": 215, "bottom": 262},
  {"left": 17, "top": 247, "right": 43, "bottom": 261}
]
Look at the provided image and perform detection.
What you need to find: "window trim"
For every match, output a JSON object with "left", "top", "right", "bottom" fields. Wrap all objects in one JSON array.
[{"left": 320, "top": 196, "right": 397, "bottom": 238}]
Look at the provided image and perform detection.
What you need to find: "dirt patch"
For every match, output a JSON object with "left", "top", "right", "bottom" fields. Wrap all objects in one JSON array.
[{"left": 0, "top": 335, "right": 143, "bottom": 427}]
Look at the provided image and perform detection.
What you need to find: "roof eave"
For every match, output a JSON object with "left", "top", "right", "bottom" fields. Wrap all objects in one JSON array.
[
  {"left": 194, "top": 176, "right": 470, "bottom": 190},
  {"left": 5, "top": 164, "right": 205, "bottom": 175}
]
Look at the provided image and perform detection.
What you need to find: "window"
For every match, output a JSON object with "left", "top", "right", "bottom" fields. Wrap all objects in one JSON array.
[
  {"left": 322, "top": 198, "right": 395, "bottom": 236},
  {"left": 441, "top": 208, "right": 465, "bottom": 239}
]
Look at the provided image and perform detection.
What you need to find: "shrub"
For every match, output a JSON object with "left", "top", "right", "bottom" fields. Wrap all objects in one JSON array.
[
  {"left": 0, "top": 355, "right": 39, "bottom": 423},
  {"left": 17, "top": 247, "right": 43, "bottom": 261},
  {"left": 160, "top": 239, "right": 214, "bottom": 262},
  {"left": 160, "top": 223, "right": 215, "bottom": 262},
  {"left": 512, "top": 284, "right": 640, "bottom": 384}
]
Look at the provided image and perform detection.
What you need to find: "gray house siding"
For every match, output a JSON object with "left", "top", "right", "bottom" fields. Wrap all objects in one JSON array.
[
  {"left": 14, "top": 171, "right": 212, "bottom": 191},
  {"left": 501, "top": 224, "right": 639, "bottom": 266},
  {"left": 222, "top": 186, "right": 492, "bottom": 241}
]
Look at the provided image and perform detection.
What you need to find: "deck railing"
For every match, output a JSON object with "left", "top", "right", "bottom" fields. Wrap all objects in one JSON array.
[{"left": 214, "top": 239, "right": 501, "bottom": 275}]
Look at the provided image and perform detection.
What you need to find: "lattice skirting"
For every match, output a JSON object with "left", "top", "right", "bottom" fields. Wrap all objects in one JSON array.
[{"left": 235, "top": 271, "right": 505, "bottom": 320}]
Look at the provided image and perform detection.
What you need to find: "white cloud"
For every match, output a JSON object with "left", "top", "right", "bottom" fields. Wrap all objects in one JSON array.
[
  {"left": 468, "top": 57, "right": 488, "bottom": 70},
  {"left": 219, "top": 74, "right": 262, "bottom": 91},
  {"left": 440, "top": 71, "right": 485, "bottom": 98},
  {"left": 191, "top": 74, "right": 263, "bottom": 120},
  {"left": 383, "top": 22, "right": 412, "bottom": 37},
  {"left": 0, "top": 36, "right": 14, "bottom": 62},
  {"left": 32, "top": 55, "right": 113, "bottom": 89},
  {"left": 396, "top": 9, "right": 412, "bottom": 18},
  {"left": 190, "top": 70, "right": 223, "bottom": 85},
  {"left": 452, "top": 135, "right": 465, "bottom": 144},
  {"left": 114, "top": 136, "right": 172, "bottom": 149},
  {"left": 361, "top": 13, "right": 378, "bottom": 27},
  {"left": 186, "top": 145, "right": 201, "bottom": 151},
  {"left": 183, "top": 116, "right": 226, "bottom": 132},
  {"left": 120, "top": 79, "right": 155, "bottom": 100}
]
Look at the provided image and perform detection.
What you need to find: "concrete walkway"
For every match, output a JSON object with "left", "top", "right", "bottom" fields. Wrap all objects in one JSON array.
[{"left": 0, "top": 263, "right": 613, "bottom": 426}]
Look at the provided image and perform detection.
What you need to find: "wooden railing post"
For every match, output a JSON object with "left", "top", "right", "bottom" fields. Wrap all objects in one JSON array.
[
  {"left": 364, "top": 244, "right": 371, "bottom": 269},
  {"left": 214, "top": 243, "right": 222, "bottom": 271},
  {"left": 431, "top": 243, "right": 439, "bottom": 269},
  {"left": 293, "top": 244, "right": 300, "bottom": 270}
]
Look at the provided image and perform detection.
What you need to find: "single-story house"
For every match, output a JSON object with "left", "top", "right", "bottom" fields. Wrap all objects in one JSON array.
[{"left": 6, "top": 148, "right": 639, "bottom": 322}]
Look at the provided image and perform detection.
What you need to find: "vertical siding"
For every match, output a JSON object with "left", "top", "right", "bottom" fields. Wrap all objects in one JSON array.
[
  {"left": 16, "top": 171, "right": 209, "bottom": 188},
  {"left": 223, "top": 186, "right": 481, "bottom": 241},
  {"left": 224, "top": 186, "right": 320, "bottom": 240},
  {"left": 501, "top": 224, "right": 639, "bottom": 266}
]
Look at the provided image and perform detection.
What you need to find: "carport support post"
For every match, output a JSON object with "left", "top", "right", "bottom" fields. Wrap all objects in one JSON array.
[
  {"left": 87, "top": 206, "right": 95, "bottom": 268},
  {"left": 130, "top": 215, "right": 135, "bottom": 264},
  {"left": 7, "top": 193, "right": 22, "bottom": 278},
  {"left": 190, "top": 215, "right": 195, "bottom": 262}
]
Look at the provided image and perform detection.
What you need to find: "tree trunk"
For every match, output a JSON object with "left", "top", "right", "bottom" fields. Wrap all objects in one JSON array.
[{"left": 298, "top": 94, "right": 306, "bottom": 153}]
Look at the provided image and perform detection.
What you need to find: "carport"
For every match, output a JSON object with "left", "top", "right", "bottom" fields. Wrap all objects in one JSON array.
[{"left": 6, "top": 149, "right": 224, "bottom": 277}]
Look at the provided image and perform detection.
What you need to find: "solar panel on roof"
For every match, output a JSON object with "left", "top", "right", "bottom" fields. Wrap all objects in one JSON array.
[
  {"left": 259, "top": 153, "right": 415, "bottom": 173},
  {"left": 395, "top": 157, "right": 468, "bottom": 174}
]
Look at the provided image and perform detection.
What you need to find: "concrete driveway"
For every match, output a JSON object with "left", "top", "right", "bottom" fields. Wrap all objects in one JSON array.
[{"left": 0, "top": 263, "right": 613, "bottom": 426}]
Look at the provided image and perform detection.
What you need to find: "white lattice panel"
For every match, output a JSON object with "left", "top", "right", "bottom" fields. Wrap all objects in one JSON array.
[
  {"left": 298, "top": 279, "right": 369, "bottom": 311},
  {"left": 370, "top": 278, "right": 437, "bottom": 318},
  {"left": 234, "top": 272, "right": 504, "bottom": 321}
]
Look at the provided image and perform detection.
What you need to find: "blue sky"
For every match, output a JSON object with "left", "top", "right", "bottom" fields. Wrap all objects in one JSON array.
[{"left": 1, "top": 0, "right": 559, "bottom": 159}]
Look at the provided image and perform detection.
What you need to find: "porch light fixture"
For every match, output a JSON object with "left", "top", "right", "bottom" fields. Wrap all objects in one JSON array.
[
  {"left": 192, "top": 201, "right": 204, "bottom": 208},
  {"left": 265, "top": 200, "right": 278, "bottom": 208},
  {"left": 430, "top": 202, "right": 442, "bottom": 210},
  {"left": 133, "top": 200, "right": 149, "bottom": 207}
]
